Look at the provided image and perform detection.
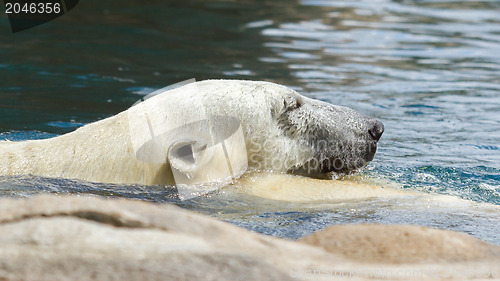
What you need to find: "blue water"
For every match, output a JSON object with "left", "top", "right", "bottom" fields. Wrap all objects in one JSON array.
[{"left": 1, "top": 0, "right": 499, "bottom": 243}]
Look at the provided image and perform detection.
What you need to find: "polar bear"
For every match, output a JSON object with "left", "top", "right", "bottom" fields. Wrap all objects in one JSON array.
[{"left": 0, "top": 80, "right": 383, "bottom": 186}]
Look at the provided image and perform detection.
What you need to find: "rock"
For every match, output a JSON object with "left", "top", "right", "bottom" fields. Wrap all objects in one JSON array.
[
  {"left": 0, "top": 195, "right": 334, "bottom": 281},
  {"left": 300, "top": 224, "right": 500, "bottom": 264},
  {"left": 0, "top": 195, "right": 498, "bottom": 281}
]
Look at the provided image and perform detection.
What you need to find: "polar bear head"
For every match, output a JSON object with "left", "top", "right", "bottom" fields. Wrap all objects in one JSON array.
[
  {"left": 129, "top": 80, "right": 384, "bottom": 184},
  {"left": 266, "top": 87, "right": 384, "bottom": 177}
]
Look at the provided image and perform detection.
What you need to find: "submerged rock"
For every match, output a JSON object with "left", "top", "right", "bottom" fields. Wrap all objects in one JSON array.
[{"left": 0, "top": 195, "right": 498, "bottom": 280}]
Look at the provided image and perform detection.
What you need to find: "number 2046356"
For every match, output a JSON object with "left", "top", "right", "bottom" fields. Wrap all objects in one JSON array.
[{"left": 5, "top": 2, "right": 62, "bottom": 14}]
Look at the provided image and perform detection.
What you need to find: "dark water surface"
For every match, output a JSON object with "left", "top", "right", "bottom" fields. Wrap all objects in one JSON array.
[{"left": 1, "top": 0, "right": 499, "bottom": 243}]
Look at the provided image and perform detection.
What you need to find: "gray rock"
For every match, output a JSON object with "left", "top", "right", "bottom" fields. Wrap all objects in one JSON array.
[
  {"left": 300, "top": 224, "right": 500, "bottom": 264},
  {"left": 0, "top": 195, "right": 498, "bottom": 281}
]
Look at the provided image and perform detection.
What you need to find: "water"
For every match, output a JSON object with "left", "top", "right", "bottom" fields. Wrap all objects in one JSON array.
[{"left": 1, "top": 0, "right": 499, "bottom": 243}]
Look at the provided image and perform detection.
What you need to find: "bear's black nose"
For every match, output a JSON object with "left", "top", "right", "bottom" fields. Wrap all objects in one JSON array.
[{"left": 368, "top": 120, "right": 384, "bottom": 141}]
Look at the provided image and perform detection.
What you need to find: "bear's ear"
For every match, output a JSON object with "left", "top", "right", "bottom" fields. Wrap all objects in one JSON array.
[{"left": 168, "top": 140, "right": 207, "bottom": 174}]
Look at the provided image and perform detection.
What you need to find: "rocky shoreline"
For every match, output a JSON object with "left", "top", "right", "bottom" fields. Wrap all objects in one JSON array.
[{"left": 0, "top": 195, "right": 498, "bottom": 280}]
